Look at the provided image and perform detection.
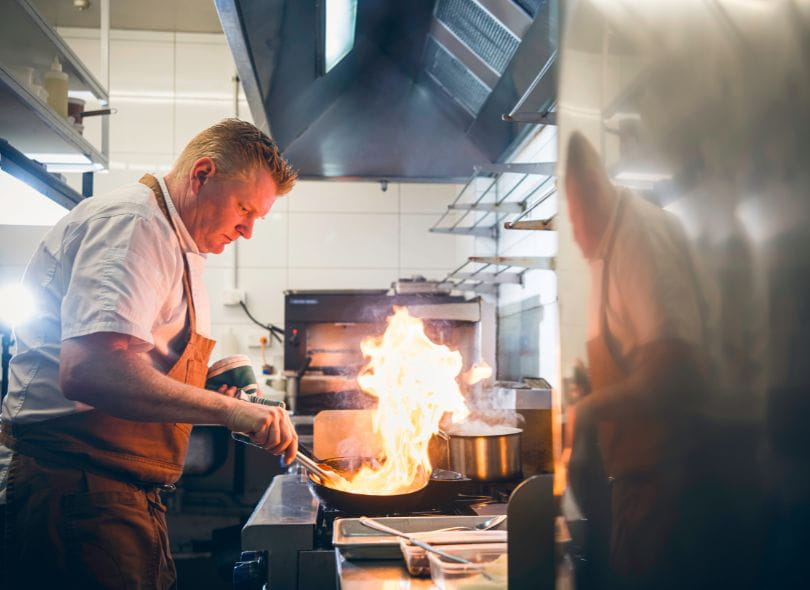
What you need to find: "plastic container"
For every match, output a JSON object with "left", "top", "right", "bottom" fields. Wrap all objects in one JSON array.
[
  {"left": 7, "top": 65, "right": 34, "bottom": 88},
  {"left": 427, "top": 544, "right": 508, "bottom": 590},
  {"left": 43, "top": 56, "right": 68, "bottom": 118}
]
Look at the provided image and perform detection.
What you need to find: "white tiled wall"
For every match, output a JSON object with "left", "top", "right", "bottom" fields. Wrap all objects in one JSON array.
[{"left": 0, "top": 28, "right": 474, "bottom": 371}]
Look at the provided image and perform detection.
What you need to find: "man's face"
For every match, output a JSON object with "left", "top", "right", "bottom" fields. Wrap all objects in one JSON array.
[{"left": 189, "top": 168, "right": 279, "bottom": 254}]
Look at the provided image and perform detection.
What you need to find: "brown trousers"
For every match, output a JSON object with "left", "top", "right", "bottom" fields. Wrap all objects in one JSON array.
[{"left": 2, "top": 453, "right": 176, "bottom": 590}]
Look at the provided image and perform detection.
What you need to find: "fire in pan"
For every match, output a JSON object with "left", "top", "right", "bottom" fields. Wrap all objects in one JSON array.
[{"left": 299, "top": 451, "right": 469, "bottom": 514}]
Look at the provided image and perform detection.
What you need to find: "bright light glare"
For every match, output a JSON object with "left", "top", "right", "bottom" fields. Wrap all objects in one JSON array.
[
  {"left": 25, "top": 153, "right": 92, "bottom": 165},
  {"left": 0, "top": 170, "right": 68, "bottom": 226},
  {"left": 0, "top": 283, "right": 37, "bottom": 328},
  {"left": 324, "top": 0, "right": 358, "bottom": 73}
]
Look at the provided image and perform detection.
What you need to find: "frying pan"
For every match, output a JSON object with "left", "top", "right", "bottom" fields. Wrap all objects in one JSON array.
[
  {"left": 230, "top": 436, "right": 470, "bottom": 513},
  {"left": 306, "top": 455, "right": 470, "bottom": 514}
]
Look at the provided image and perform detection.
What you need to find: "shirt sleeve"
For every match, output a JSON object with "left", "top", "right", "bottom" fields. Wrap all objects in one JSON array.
[
  {"left": 61, "top": 212, "right": 181, "bottom": 347},
  {"left": 614, "top": 212, "right": 704, "bottom": 353}
]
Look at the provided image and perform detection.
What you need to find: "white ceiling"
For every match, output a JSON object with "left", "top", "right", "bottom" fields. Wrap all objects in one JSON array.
[{"left": 32, "top": 0, "right": 223, "bottom": 34}]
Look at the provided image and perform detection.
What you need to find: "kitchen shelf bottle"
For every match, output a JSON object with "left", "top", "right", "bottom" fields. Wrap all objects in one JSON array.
[{"left": 43, "top": 56, "right": 68, "bottom": 118}]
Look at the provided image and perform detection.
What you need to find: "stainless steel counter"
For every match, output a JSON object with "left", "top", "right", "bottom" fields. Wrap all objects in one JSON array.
[
  {"left": 336, "top": 553, "right": 434, "bottom": 590},
  {"left": 241, "top": 473, "right": 327, "bottom": 590}
]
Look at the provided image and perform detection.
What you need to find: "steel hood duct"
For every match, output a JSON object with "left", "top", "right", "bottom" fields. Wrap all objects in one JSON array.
[{"left": 214, "top": 0, "right": 557, "bottom": 181}]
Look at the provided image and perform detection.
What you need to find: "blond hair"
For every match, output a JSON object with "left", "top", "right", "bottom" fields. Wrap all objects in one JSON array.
[{"left": 173, "top": 119, "right": 298, "bottom": 195}]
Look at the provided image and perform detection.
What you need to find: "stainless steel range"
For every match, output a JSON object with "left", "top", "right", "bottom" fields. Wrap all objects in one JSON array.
[
  {"left": 234, "top": 470, "right": 556, "bottom": 590},
  {"left": 234, "top": 468, "right": 520, "bottom": 589}
]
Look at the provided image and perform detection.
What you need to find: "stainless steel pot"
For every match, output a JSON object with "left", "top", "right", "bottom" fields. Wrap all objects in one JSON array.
[{"left": 441, "top": 427, "right": 522, "bottom": 482}]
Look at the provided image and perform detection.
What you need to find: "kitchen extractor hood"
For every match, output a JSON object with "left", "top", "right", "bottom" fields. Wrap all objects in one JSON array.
[{"left": 214, "top": 0, "right": 557, "bottom": 181}]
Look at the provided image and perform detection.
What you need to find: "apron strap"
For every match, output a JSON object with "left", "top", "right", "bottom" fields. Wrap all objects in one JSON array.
[
  {"left": 138, "top": 174, "right": 199, "bottom": 335},
  {"left": 599, "top": 195, "right": 630, "bottom": 374}
]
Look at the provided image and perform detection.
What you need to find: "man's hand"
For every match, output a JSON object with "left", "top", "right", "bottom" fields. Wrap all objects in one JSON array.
[
  {"left": 225, "top": 401, "right": 298, "bottom": 464},
  {"left": 216, "top": 385, "right": 240, "bottom": 398}
]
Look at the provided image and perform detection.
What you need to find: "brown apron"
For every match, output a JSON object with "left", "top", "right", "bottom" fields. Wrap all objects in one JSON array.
[
  {"left": 586, "top": 198, "right": 701, "bottom": 588},
  {"left": 1, "top": 174, "right": 215, "bottom": 589}
]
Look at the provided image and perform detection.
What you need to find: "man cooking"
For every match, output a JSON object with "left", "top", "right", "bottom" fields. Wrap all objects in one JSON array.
[
  {"left": 564, "top": 131, "right": 714, "bottom": 589},
  {"left": 0, "top": 118, "right": 299, "bottom": 588}
]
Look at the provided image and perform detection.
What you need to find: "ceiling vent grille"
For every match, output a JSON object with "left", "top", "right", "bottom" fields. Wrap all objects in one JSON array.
[
  {"left": 425, "top": 37, "right": 490, "bottom": 115},
  {"left": 435, "top": 0, "right": 519, "bottom": 74}
]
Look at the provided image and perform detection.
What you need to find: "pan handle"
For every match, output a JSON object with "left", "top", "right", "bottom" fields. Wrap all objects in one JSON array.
[{"left": 80, "top": 107, "right": 117, "bottom": 117}]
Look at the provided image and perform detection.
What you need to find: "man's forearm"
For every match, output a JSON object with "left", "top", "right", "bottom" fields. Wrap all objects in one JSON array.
[{"left": 62, "top": 345, "right": 239, "bottom": 426}]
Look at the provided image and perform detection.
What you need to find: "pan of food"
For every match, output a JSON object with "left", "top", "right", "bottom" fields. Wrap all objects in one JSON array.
[
  {"left": 302, "top": 452, "right": 470, "bottom": 514},
  {"left": 232, "top": 436, "right": 470, "bottom": 513}
]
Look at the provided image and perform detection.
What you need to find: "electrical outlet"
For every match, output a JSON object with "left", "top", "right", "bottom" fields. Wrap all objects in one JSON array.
[
  {"left": 247, "top": 329, "right": 269, "bottom": 348},
  {"left": 222, "top": 288, "right": 246, "bottom": 306}
]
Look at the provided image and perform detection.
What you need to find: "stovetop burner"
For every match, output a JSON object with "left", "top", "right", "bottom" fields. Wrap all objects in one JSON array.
[{"left": 312, "top": 480, "right": 517, "bottom": 549}]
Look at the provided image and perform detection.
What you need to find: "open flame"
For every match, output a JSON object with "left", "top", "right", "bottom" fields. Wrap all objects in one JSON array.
[{"left": 327, "top": 306, "right": 470, "bottom": 495}]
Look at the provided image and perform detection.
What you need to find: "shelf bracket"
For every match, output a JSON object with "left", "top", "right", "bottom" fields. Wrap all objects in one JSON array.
[{"left": 469, "top": 256, "right": 555, "bottom": 271}]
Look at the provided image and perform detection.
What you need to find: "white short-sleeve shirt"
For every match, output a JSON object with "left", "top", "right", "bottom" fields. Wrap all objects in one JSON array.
[
  {"left": 587, "top": 188, "right": 705, "bottom": 364},
  {"left": 1, "top": 179, "right": 210, "bottom": 427},
  {"left": 0, "top": 178, "right": 211, "bottom": 503}
]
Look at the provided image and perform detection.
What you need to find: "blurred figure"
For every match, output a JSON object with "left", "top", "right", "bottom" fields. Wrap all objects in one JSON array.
[
  {"left": 564, "top": 360, "right": 612, "bottom": 590},
  {"left": 564, "top": 131, "right": 715, "bottom": 589}
]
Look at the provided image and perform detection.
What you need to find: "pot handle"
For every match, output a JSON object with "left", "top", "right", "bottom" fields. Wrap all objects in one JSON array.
[{"left": 80, "top": 107, "right": 117, "bottom": 117}]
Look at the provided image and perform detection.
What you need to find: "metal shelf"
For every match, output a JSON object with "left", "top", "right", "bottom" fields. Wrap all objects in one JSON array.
[
  {"left": 0, "top": 0, "right": 109, "bottom": 173},
  {"left": 437, "top": 259, "right": 518, "bottom": 296},
  {"left": 469, "top": 256, "right": 555, "bottom": 270},
  {"left": 0, "top": 65, "right": 107, "bottom": 172},
  {"left": 437, "top": 254, "right": 556, "bottom": 296},
  {"left": 430, "top": 162, "right": 556, "bottom": 238},
  {"left": 0, "top": 0, "right": 108, "bottom": 103}
]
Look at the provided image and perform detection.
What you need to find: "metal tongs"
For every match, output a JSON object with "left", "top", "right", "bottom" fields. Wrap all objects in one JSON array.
[
  {"left": 294, "top": 449, "right": 343, "bottom": 487},
  {"left": 231, "top": 426, "right": 342, "bottom": 486}
]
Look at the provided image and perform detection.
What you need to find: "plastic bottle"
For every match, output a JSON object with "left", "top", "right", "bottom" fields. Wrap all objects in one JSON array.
[{"left": 43, "top": 56, "right": 68, "bottom": 118}]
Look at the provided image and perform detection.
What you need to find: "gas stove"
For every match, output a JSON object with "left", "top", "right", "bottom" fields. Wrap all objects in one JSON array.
[{"left": 234, "top": 471, "right": 518, "bottom": 590}]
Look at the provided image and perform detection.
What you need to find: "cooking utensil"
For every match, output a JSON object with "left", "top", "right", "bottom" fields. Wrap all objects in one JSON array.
[
  {"left": 231, "top": 427, "right": 341, "bottom": 485},
  {"left": 294, "top": 451, "right": 344, "bottom": 487},
  {"left": 441, "top": 427, "right": 522, "bottom": 482},
  {"left": 67, "top": 106, "right": 117, "bottom": 125},
  {"left": 333, "top": 515, "right": 506, "bottom": 560},
  {"left": 358, "top": 517, "right": 494, "bottom": 581},
  {"left": 429, "top": 514, "right": 507, "bottom": 533}
]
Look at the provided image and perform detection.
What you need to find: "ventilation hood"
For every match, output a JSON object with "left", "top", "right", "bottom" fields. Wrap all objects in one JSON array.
[{"left": 215, "top": 0, "right": 557, "bottom": 181}]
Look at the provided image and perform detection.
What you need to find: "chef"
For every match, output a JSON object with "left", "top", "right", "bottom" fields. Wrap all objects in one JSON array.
[
  {"left": 0, "top": 119, "right": 299, "bottom": 588},
  {"left": 564, "top": 131, "right": 714, "bottom": 589}
]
